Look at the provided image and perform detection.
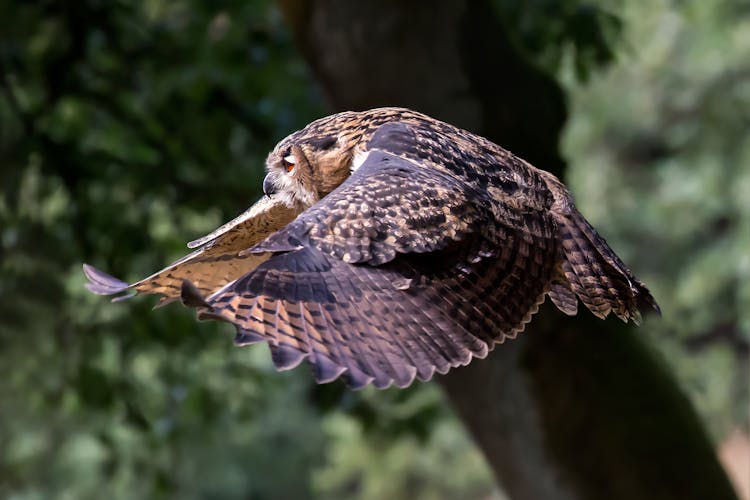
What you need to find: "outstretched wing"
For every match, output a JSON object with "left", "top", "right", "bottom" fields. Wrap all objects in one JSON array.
[
  {"left": 84, "top": 196, "right": 298, "bottom": 305},
  {"left": 186, "top": 235, "right": 555, "bottom": 389},
  {"left": 182, "top": 122, "right": 559, "bottom": 388}
]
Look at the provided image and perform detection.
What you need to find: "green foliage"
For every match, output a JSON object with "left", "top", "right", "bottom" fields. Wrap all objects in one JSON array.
[
  {"left": 563, "top": 0, "right": 749, "bottom": 438},
  {"left": 0, "top": 0, "right": 743, "bottom": 498},
  {"left": 314, "top": 413, "right": 501, "bottom": 500},
  {"left": 0, "top": 3, "right": 331, "bottom": 496},
  {"left": 494, "top": 0, "right": 624, "bottom": 80}
]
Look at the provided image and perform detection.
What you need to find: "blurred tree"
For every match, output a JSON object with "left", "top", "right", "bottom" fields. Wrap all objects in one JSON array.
[
  {"left": 279, "top": 0, "right": 738, "bottom": 499},
  {"left": 563, "top": 0, "right": 749, "bottom": 442},
  {"left": 0, "top": 0, "right": 744, "bottom": 499}
]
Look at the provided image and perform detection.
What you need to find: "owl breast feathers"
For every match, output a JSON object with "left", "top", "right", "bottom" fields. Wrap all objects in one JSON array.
[{"left": 84, "top": 107, "right": 659, "bottom": 389}]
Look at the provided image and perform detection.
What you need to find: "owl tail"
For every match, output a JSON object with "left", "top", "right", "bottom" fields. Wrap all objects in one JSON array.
[{"left": 547, "top": 210, "right": 660, "bottom": 324}]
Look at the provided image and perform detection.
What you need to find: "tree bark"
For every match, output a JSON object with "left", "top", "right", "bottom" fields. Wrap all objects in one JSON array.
[{"left": 277, "top": 1, "right": 738, "bottom": 499}]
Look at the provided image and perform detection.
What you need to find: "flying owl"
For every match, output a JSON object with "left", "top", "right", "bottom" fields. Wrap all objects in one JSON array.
[{"left": 84, "top": 107, "right": 659, "bottom": 389}]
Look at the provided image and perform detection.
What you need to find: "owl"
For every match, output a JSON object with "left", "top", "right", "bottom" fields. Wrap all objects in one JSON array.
[{"left": 84, "top": 108, "right": 658, "bottom": 389}]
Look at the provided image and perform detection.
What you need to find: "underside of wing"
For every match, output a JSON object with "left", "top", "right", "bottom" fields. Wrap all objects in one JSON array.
[{"left": 83, "top": 196, "right": 299, "bottom": 305}]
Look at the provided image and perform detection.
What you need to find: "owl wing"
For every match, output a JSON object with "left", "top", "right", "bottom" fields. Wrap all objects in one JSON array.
[
  {"left": 537, "top": 171, "right": 660, "bottom": 324},
  {"left": 252, "top": 123, "right": 492, "bottom": 265},
  {"left": 182, "top": 122, "right": 559, "bottom": 388},
  {"left": 83, "top": 196, "right": 298, "bottom": 305}
]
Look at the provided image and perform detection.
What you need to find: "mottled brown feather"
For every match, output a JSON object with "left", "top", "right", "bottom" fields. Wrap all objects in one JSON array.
[
  {"left": 84, "top": 196, "right": 298, "bottom": 303},
  {"left": 84, "top": 107, "right": 659, "bottom": 389}
]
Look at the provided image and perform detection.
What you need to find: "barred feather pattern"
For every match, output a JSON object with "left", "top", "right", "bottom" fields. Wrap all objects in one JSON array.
[
  {"left": 537, "top": 167, "right": 659, "bottom": 324},
  {"left": 552, "top": 211, "right": 658, "bottom": 324},
  {"left": 83, "top": 197, "right": 298, "bottom": 305},
  {"left": 83, "top": 107, "right": 659, "bottom": 389},
  {"left": 186, "top": 232, "right": 557, "bottom": 389}
]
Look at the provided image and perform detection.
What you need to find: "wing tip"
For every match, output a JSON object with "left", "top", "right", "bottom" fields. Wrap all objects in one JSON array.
[
  {"left": 82, "top": 263, "right": 135, "bottom": 299},
  {"left": 640, "top": 288, "right": 661, "bottom": 317},
  {"left": 630, "top": 286, "right": 660, "bottom": 324},
  {"left": 553, "top": 289, "right": 660, "bottom": 325},
  {"left": 269, "top": 343, "right": 310, "bottom": 372},
  {"left": 312, "top": 354, "right": 348, "bottom": 385}
]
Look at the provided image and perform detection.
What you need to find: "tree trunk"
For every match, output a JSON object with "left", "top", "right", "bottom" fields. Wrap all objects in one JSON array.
[{"left": 277, "top": 1, "right": 738, "bottom": 498}]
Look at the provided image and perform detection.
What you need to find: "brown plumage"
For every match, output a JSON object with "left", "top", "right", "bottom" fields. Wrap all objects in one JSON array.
[{"left": 84, "top": 107, "right": 659, "bottom": 389}]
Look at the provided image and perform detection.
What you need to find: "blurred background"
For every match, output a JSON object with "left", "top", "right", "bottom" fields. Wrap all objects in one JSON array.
[{"left": 0, "top": 0, "right": 747, "bottom": 499}]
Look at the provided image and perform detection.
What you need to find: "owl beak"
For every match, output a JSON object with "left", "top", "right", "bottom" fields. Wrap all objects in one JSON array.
[{"left": 262, "top": 173, "right": 276, "bottom": 196}]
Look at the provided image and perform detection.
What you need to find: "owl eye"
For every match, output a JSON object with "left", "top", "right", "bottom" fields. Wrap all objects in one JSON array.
[{"left": 282, "top": 154, "right": 295, "bottom": 172}]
